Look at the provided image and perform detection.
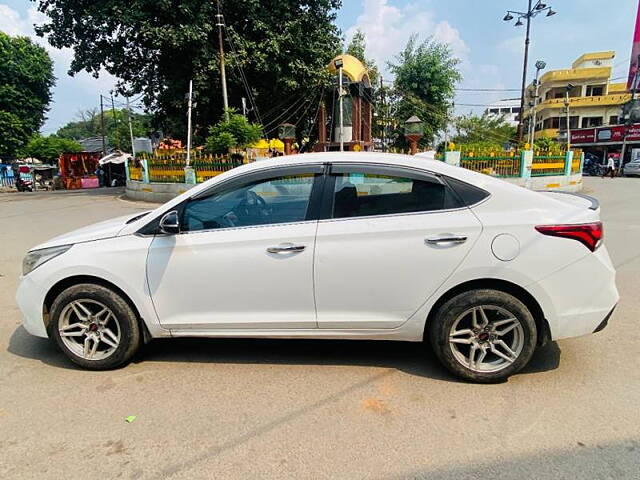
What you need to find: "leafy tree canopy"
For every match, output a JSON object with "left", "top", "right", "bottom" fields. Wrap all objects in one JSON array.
[
  {"left": 0, "top": 31, "right": 55, "bottom": 157},
  {"left": 205, "top": 110, "right": 262, "bottom": 154},
  {"left": 345, "top": 29, "right": 379, "bottom": 86},
  {"left": 388, "top": 35, "right": 461, "bottom": 150},
  {"left": 35, "top": 0, "right": 342, "bottom": 141},
  {"left": 452, "top": 113, "right": 517, "bottom": 146},
  {"left": 56, "top": 108, "right": 153, "bottom": 153},
  {"left": 19, "top": 134, "right": 82, "bottom": 163}
]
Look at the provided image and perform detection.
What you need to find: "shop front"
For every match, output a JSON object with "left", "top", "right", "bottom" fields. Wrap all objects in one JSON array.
[
  {"left": 570, "top": 123, "right": 640, "bottom": 165},
  {"left": 59, "top": 152, "right": 102, "bottom": 189}
]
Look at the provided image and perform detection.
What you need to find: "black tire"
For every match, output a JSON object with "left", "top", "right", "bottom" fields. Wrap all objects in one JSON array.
[
  {"left": 48, "top": 283, "right": 141, "bottom": 370},
  {"left": 428, "top": 289, "right": 537, "bottom": 383}
]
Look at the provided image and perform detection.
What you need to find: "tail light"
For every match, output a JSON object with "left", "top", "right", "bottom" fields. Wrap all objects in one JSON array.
[{"left": 535, "top": 222, "right": 603, "bottom": 252}]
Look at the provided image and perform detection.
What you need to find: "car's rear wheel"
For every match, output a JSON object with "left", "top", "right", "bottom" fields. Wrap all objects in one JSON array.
[
  {"left": 49, "top": 283, "right": 141, "bottom": 370},
  {"left": 429, "top": 289, "right": 537, "bottom": 383}
]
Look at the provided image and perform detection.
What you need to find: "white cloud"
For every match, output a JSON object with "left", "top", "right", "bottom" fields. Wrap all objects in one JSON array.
[
  {"left": 344, "top": 0, "right": 469, "bottom": 77},
  {"left": 499, "top": 35, "right": 526, "bottom": 55}
]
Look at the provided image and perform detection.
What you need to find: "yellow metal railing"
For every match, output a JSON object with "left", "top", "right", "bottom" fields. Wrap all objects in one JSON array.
[{"left": 129, "top": 166, "right": 143, "bottom": 181}]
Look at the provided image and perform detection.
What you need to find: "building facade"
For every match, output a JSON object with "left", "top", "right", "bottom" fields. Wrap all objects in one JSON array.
[
  {"left": 484, "top": 99, "right": 521, "bottom": 127},
  {"left": 523, "top": 52, "right": 631, "bottom": 145}
]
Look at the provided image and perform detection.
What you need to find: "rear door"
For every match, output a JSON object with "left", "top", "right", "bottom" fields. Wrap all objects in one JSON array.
[{"left": 313, "top": 164, "right": 482, "bottom": 329}]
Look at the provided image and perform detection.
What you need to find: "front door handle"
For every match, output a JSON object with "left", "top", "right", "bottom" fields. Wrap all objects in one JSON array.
[
  {"left": 267, "top": 243, "right": 306, "bottom": 254},
  {"left": 426, "top": 235, "right": 468, "bottom": 245}
]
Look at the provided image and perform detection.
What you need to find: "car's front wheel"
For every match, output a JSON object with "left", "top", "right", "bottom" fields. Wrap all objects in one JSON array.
[
  {"left": 429, "top": 289, "right": 537, "bottom": 383},
  {"left": 49, "top": 283, "right": 141, "bottom": 370}
]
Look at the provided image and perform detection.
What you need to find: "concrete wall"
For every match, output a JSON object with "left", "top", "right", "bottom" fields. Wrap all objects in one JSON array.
[
  {"left": 501, "top": 173, "right": 583, "bottom": 192},
  {"left": 126, "top": 180, "right": 194, "bottom": 203}
]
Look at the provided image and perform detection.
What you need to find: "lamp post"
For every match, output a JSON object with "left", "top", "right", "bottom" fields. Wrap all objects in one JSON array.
[
  {"left": 278, "top": 123, "right": 296, "bottom": 155},
  {"left": 564, "top": 83, "right": 574, "bottom": 151},
  {"left": 528, "top": 60, "right": 546, "bottom": 148},
  {"left": 334, "top": 57, "right": 345, "bottom": 151},
  {"left": 404, "top": 116, "right": 424, "bottom": 155},
  {"left": 503, "top": 1, "right": 557, "bottom": 141}
]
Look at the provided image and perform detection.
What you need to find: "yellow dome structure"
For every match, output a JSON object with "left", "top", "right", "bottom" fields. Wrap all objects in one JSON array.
[
  {"left": 326, "top": 54, "right": 371, "bottom": 87},
  {"left": 315, "top": 54, "right": 374, "bottom": 152}
]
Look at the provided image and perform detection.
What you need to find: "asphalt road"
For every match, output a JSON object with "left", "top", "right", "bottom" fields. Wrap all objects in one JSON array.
[{"left": 1, "top": 179, "right": 639, "bottom": 479}]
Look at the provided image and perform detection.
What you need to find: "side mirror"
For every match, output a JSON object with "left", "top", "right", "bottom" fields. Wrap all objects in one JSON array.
[{"left": 159, "top": 210, "right": 180, "bottom": 235}]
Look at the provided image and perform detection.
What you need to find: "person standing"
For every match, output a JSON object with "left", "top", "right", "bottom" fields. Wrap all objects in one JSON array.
[
  {"left": 602, "top": 155, "right": 616, "bottom": 179},
  {"left": 95, "top": 165, "right": 105, "bottom": 187}
]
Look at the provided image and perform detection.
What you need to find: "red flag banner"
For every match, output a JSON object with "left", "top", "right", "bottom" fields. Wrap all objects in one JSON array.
[{"left": 628, "top": 0, "right": 640, "bottom": 90}]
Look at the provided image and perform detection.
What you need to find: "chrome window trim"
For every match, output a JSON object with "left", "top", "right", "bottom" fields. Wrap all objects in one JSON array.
[
  {"left": 317, "top": 206, "right": 470, "bottom": 224},
  {"left": 179, "top": 219, "right": 318, "bottom": 236}
]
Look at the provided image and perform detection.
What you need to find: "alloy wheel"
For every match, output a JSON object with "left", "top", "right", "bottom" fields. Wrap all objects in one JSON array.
[
  {"left": 58, "top": 299, "right": 121, "bottom": 361},
  {"left": 448, "top": 305, "right": 525, "bottom": 373}
]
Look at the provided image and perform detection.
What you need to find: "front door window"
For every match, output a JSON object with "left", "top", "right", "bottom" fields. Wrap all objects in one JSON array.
[{"left": 183, "top": 174, "right": 316, "bottom": 231}]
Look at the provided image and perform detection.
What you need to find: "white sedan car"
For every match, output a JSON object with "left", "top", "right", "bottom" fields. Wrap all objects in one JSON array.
[{"left": 16, "top": 152, "right": 618, "bottom": 382}]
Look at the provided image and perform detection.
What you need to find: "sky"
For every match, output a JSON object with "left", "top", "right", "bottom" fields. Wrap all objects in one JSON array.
[{"left": 1, "top": 0, "right": 637, "bottom": 134}]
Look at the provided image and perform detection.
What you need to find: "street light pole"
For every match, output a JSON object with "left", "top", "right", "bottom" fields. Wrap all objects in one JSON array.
[
  {"left": 519, "top": 0, "right": 533, "bottom": 142},
  {"left": 564, "top": 83, "right": 574, "bottom": 151},
  {"left": 528, "top": 60, "right": 546, "bottom": 147},
  {"left": 503, "top": 1, "right": 557, "bottom": 141}
]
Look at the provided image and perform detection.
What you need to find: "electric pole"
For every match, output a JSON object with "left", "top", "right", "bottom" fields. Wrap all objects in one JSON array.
[
  {"left": 216, "top": 0, "right": 229, "bottom": 121},
  {"left": 242, "top": 97, "right": 247, "bottom": 117},
  {"left": 126, "top": 96, "right": 136, "bottom": 157},
  {"left": 110, "top": 93, "right": 120, "bottom": 150},
  {"left": 186, "top": 80, "right": 193, "bottom": 167},
  {"left": 99, "top": 95, "right": 106, "bottom": 156},
  {"left": 338, "top": 64, "right": 344, "bottom": 151},
  {"left": 380, "top": 76, "right": 385, "bottom": 152}
]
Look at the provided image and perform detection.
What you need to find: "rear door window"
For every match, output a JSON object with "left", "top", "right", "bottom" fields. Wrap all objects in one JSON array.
[{"left": 330, "top": 169, "right": 461, "bottom": 219}]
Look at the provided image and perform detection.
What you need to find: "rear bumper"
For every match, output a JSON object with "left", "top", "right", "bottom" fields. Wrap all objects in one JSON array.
[
  {"left": 593, "top": 304, "right": 616, "bottom": 333},
  {"left": 527, "top": 246, "right": 618, "bottom": 341}
]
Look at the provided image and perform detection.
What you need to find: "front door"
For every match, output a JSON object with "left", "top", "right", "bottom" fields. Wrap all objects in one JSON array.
[
  {"left": 313, "top": 165, "right": 482, "bottom": 329},
  {"left": 147, "top": 166, "right": 323, "bottom": 330}
]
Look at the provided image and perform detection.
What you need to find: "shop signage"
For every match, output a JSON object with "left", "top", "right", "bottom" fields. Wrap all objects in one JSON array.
[{"left": 571, "top": 123, "right": 640, "bottom": 144}]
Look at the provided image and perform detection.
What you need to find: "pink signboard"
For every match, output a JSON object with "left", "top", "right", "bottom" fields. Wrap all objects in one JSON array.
[
  {"left": 570, "top": 124, "right": 640, "bottom": 144},
  {"left": 80, "top": 177, "right": 99, "bottom": 189},
  {"left": 629, "top": 0, "right": 640, "bottom": 90},
  {"left": 570, "top": 128, "right": 595, "bottom": 144}
]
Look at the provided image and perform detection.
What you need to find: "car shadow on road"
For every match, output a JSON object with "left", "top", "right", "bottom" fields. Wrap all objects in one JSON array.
[{"left": 7, "top": 326, "right": 562, "bottom": 381}]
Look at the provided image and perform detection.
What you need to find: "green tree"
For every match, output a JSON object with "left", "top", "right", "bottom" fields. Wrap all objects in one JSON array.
[
  {"left": 345, "top": 29, "right": 379, "bottom": 86},
  {"left": 388, "top": 35, "right": 461, "bottom": 150},
  {"left": 205, "top": 110, "right": 263, "bottom": 154},
  {"left": 35, "top": 0, "right": 342, "bottom": 142},
  {"left": 56, "top": 108, "right": 153, "bottom": 153},
  {"left": 452, "top": 113, "right": 517, "bottom": 146},
  {"left": 19, "top": 134, "right": 82, "bottom": 163},
  {"left": 0, "top": 32, "right": 55, "bottom": 157}
]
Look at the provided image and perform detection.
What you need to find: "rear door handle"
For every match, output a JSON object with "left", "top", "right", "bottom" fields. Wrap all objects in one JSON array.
[
  {"left": 267, "top": 243, "right": 306, "bottom": 254},
  {"left": 426, "top": 235, "right": 468, "bottom": 245}
]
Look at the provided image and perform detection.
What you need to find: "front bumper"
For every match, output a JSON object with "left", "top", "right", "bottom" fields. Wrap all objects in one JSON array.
[{"left": 15, "top": 274, "right": 49, "bottom": 338}]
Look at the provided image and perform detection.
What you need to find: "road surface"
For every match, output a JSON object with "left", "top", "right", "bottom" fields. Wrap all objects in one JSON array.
[{"left": 1, "top": 179, "right": 639, "bottom": 479}]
